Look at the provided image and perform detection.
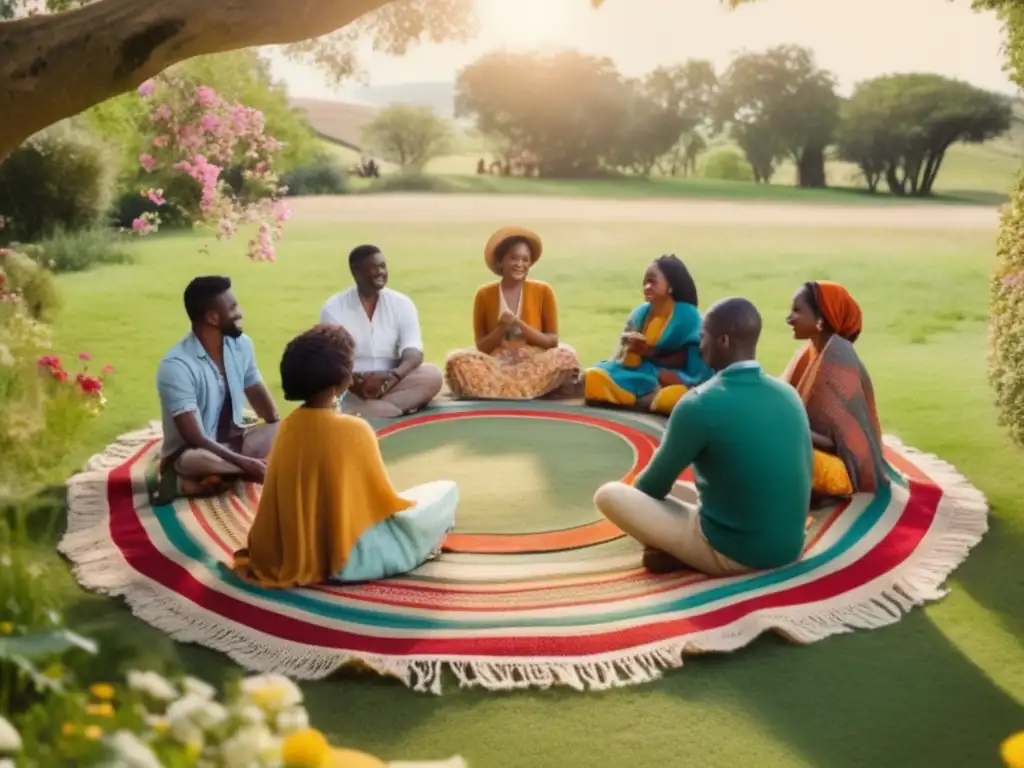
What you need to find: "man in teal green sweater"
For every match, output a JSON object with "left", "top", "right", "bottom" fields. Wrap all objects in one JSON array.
[{"left": 594, "top": 297, "right": 813, "bottom": 575}]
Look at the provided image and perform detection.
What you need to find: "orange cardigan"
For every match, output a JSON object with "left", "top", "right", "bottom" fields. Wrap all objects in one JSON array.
[{"left": 473, "top": 280, "right": 558, "bottom": 344}]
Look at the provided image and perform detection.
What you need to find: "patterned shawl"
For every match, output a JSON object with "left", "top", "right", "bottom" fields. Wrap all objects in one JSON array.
[{"left": 782, "top": 284, "right": 887, "bottom": 493}]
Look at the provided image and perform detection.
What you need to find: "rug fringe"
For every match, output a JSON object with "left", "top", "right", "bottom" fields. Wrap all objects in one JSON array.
[{"left": 58, "top": 427, "right": 989, "bottom": 694}]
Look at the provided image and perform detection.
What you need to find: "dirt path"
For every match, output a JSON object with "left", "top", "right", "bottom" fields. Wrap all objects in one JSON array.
[{"left": 287, "top": 193, "right": 1000, "bottom": 230}]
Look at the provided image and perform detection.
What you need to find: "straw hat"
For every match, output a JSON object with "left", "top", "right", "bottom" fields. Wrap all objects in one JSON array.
[{"left": 484, "top": 226, "right": 543, "bottom": 276}]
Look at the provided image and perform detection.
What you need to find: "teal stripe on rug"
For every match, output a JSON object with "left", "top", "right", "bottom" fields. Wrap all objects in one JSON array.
[{"left": 149, "top": 481, "right": 893, "bottom": 631}]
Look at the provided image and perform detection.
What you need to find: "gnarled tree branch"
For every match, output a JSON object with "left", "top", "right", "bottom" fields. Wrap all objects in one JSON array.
[{"left": 0, "top": 0, "right": 391, "bottom": 159}]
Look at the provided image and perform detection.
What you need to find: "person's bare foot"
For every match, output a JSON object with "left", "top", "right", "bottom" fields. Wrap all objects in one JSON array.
[
  {"left": 642, "top": 546, "right": 690, "bottom": 574},
  {"left": 180, "top": 475, "right": 228, "bottom": 497}
]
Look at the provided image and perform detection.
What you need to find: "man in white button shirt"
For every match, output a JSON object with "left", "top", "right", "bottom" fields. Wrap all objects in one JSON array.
[{"left": 319, "top": 244, "right": 443, "bottom": 418}]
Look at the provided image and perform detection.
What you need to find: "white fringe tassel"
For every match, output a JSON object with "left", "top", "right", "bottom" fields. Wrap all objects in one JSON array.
[{"left": 58, "top": 426, "right": 989, "bottom": 695}]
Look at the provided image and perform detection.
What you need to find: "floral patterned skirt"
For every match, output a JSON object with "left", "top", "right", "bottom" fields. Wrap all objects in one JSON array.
[{"left": 445, "top": 344, "right": 581, "bottom": 400}]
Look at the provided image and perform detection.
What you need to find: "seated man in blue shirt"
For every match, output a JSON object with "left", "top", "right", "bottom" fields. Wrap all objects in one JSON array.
[{"left": 156, "top": 276, "right": 280, "bottom": 496}]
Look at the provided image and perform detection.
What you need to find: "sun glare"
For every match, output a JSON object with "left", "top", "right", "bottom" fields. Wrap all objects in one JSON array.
[{"left": 475, "top": 0, "right": 578, "bottom": 48}]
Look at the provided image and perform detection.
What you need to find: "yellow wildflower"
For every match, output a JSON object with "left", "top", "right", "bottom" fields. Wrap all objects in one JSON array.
[
  {"left": 86, "top": 703, "right": 114, "bottom": 718},
  {"left": 1003, "top": 732, "right": 1024, "bottom": 768},
  {"left": 281, "top": 728, "right": 330, "bottom": 767},
  {"left": 0, "top": 622, "right": 12, "bottom": 634},
  {"left": 89, "top": 683, "right": 116, "bottom": 701},
  {"left": 83, "top": 725, "right": 103, "bottom": 741},
  {"left": 61, "top": 723, "right": 76, "bottom": 737},
  {"left": 321, "top": 748, "right": 386, "bottom": 768}
]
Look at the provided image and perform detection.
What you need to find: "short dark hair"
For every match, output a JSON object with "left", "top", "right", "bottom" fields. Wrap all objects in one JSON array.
[
  {"left": 183, "top": 276, "right": 231, "bottom": 323},
  {"left": 655, "top": 255, "right": 699, "bottom": 306},
  {"left": 495, "top": 236, "right": 532, "bottom": 264},
  {"left": 705, "top": 296, "right": 762, "bottom": 347},
  {"left": 349, "top": 244, "right": 381, "bottom": 270},
  {"left": 279, "top": 324, "right": 356, "bottom": 402}
]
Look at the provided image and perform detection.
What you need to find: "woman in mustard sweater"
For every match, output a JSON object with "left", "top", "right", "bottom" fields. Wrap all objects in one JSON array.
[
  {"left": 232, "top": 325, "right": 457, "bottom": 588},
  {"left": 444, "top": 227, "right": 580, "bottom": 400}
]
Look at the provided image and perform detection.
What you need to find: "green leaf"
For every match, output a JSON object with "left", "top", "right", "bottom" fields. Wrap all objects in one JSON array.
[{"left": 0, "top": 629, "right": 98, "bottom": 661}]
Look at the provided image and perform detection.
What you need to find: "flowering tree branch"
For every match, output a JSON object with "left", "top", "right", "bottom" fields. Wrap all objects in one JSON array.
[{"left": 0, "top": 0, "right": 393, "bottom": 160}]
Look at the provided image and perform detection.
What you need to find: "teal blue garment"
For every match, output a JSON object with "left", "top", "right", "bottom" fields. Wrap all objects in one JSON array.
[
  {"left": 334, "top": 481, "right": 458, "bottom": 582},
  {"left": 634, "top": 362, "right": 814, "bottom": 569},
  {"left": 156, "top": 332, "right": 263, "bottom": 459},
  {"left": 592, "top": 302, "right": 713, "bottom": 398}
]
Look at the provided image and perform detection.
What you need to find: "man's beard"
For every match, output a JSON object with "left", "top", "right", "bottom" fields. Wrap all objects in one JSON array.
[{"left": 221, "top": 321, "right": 243, "bottom": 339}]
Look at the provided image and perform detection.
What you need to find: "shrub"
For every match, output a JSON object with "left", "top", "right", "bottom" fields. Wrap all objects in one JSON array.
[
  {"left": 0, "top": 248, "right": 60, "bottom": 321},
  {"left": 280, "top": 161, "right": 347, "bottom": 196},
  {"left": 700, "top": 147, "right": 755, "bottom": 182},
  {"left": 22, "top": 229, "right": 135, "bottom": 275},
  {"left": 0, "top": 124, "right": 117, "bottom": 244},
  {"left": 988, "top": 171, "right": 1024, "bottom": 446},
  {"left": 365, "top": 172, "right": 448, "bottom": 193}
]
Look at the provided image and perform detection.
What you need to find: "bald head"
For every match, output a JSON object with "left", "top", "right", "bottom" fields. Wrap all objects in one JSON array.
[{"left": 699, "top": 297, "right": 762, "bottom": 371}]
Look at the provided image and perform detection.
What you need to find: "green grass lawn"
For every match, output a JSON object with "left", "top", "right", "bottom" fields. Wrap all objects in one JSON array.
[
  {"left": 31, "top": 221, "right": 1024, "bottom": 767},
  {"left": 337, "top": 140, "right": 1019, "bottom": 207}
]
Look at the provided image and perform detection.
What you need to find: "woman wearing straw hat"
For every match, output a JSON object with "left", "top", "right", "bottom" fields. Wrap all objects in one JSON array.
[{"left": 444, "top": 227, "right": 581, "bottom": 400}]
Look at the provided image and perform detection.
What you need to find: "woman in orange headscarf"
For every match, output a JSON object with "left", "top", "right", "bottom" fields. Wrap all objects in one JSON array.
[{"left": 782, "top": 281, "right": 887, "bottom": 500}]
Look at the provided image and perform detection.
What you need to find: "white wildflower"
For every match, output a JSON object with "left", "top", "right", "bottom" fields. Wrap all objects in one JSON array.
[
  {"left": 0, "top": 758, "right": 15, "bottom": 768},
  {"left": 193, "top": 700, "right": 228, "bottom": 731},
  {"left": 235, "top": 704, "right": 265, "bottom": 725},
  {"left": 106, "top": 730, "right": 163, "bottom": 768},
  {"left": 274, "top": 706, "right": 309, "bottom": 735},
  {"left": 165, "top": 694, "right": 207, "bottom": 745},
  {"left": 181, "top": 675, "right": 216, "bottom": 700},
  {"left": 221, "top": 724, "right": 279, "bottom": 768},
  {"left": 0, "top": 716, "right": 21, "bottom": 753},
  {"left": 126, "top": 670, "right": 178, "bottom": 701},
  {"left": 238, "top": 674, "right": 303, "bottom": 712}
]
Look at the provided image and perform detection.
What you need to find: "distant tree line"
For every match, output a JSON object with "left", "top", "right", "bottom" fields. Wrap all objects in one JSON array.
[{"left": 452, "top": 45, "right": 1013, "bottom": 196}]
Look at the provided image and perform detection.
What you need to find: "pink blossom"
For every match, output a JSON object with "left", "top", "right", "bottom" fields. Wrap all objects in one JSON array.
[
  {"left": 152, "top": 135, "right": 169, "bottom": 148},
  {"left": 264, "top": 137, "right": 283, "bottom": 152},
  {"left": 131, "top": 217, "right": 154, "bottom": 235},
  {"left": 138, "top": 79, "right": 156, "bottom": 97},
  {"left": 138, "top": 153, "right": 157, "bottom": 173},
  {"left": 146, "top": 189, "right": 165, "bottom": 206},
  {"left": 200, "top": 114, "right": 222, "bottom": 134},
  {"left": 78, "top": 352, "right": 91, "bottom": 361},
  {"left": 195, "top": 86, "right": 219, "bottom": 109},
  {"left": 272, "top": 199, "right": 291, "bottom": 223},
  {"left": 151, "top": 103, "right": 173, "bottom": 123}
]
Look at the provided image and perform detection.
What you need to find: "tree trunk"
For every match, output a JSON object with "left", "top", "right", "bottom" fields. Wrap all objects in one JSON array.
[
  {"left": 0, "top": 0, "right": 389, "bottom": 161},
  {"left": 796, "top": 145, "right": 827, "bottom": 188},
  {"left": 920, "top": 145, "right": 950, "bottom": 196}
]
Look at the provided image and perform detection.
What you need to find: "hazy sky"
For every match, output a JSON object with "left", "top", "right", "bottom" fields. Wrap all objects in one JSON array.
[{"left": 269, "top": 0, "right": 1015, "bottom": 99}]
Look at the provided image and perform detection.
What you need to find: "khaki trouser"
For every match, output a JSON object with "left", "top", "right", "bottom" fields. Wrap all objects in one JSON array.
[
  {"left": 341, "top": 364, "right": 443, "bottom": 419},
  {"left": 593, "top": 481, "right": 752, "bottom": 577},
  {"left": 174, "top": 422, "right": 278, "bottom": 478}
]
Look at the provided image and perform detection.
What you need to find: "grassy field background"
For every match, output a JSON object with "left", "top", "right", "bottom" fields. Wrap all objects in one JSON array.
[
  {"left": 321, "top": 116, "right": 1023, "bottom": 206},
  {"left": 31, "top": 216, "right": 1024, "bottom": 767}
]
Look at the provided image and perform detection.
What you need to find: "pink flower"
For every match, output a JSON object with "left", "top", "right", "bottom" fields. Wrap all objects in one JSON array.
[
  {"left": 38, "top": 355, "right": 60, "bottom": 369},
  {"left": 0, "top": 248, "right": 9, "bottom": 256},
  {"left": 78, "top": 352, "right": 91, "bottom": 361},
  {"left": 152, "top": 135, "right": 169, "bottom": 148},
  {"left": 195, "top": 86, "right": 219, "bottom": 109},
  {"left": 131, "top": 217, "right": 154, "bottom": 235},
  {"left": 200, "top": 114, "right": 221, "bottom": 134},
  {"left": 151, "top": 103, "right": 173, "bottom": 123},
  {"left": 78, "top": 376, "right": 103, "bottom": 395},
  {"left": 138, "top": 79, "right": 156, "bottom": 97},
  {"left": 264, "top": 137, "right": 283, "bottom": 152},
  {"left": 272, "top": 199, "right": 291, "bottom": 223},
  {"left": 138, "top": 153, "right": 157, "bottom": 172},
  {"left": 101, "top": 364, "right": 116, "bottom": 375},
  {"left": 146, "top": 188, "right": 165, "bottom": 206}
]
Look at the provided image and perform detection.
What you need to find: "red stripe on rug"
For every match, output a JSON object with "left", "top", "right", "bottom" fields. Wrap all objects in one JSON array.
[{"left": 107, "top": 442, "right": 937, "bottom": 658}]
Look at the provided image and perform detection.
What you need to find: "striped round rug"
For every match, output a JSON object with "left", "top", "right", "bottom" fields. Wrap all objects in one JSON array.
[{"left": 60, "top": 401, "right": 988, "bottom": 694}]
